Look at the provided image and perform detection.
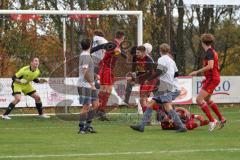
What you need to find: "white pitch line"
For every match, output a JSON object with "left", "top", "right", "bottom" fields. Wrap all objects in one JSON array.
[
  {"left": 0, "top": 151, "right": 153, "bottom": 159},
  {"left": 0, "top": 148, "right": 240, "bottom": 159}
]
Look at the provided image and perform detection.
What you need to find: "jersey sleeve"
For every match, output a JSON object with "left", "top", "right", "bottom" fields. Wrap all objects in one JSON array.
[
  {"left": 157, "top": 58, "right": 166, "bottom": 70},
  {"left": 80, "top": 55, "right": 91, "bottom": 69},
  {"left": 15, "top": 66, "right": 28, "bottom": 78},
  {"left": 206, "top": 49, "right": 214, "bottom": 60}
]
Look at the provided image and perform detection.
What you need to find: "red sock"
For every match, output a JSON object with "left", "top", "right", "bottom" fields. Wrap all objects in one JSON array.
[
  {"left": 98, "top": 91, "right": 110, "bottom": 111},
  {"left": 199, "top": 102, "right": 215, "bottom": 122},
  {"left": 208, "top": 101, "right": 223, "bottom": 121},
  {"left": 142, "top": 106, "right": 147, "bottom": 112},
  {"left": 152, "top": 104, "right": 159, "bottom": 112}
]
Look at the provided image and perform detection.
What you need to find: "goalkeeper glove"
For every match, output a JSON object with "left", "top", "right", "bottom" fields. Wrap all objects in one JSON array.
[{"left": 20, "top": 79, "right": 28, "bottom": 84}]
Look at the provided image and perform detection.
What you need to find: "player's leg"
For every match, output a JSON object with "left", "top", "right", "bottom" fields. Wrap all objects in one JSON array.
[
  {"left": 2, "top": 94, "right": 21, "bottom": 120},
  {"left": 78, "top": 87, "right": 91, "bottom": 134},
  {"left": 130, "top": 99, "right": 156, "bottom": 132},
  {"left": 84, "top": 89, "right": 99, "bottom": 133},
  {"left": 196, "top": 89, "right": 217, "bottom": 131},
  {"left": 123, "top": 80, "right": 134, "bottom": 105},
  {"left": 2, "top": 83, "right": 22, "bottom": 119},
  {"left": 97, "top": 68, "right": 112, "bottom": 120},
  {"left": 205, "top": 97, "right": 226, "bottom": 129},
  {"left": 29, "top": 92, "right": 50, "bottom": 118},
  {"left": 164, "top": 102, "right": 187, "bottom": 132},
  {"left": 193, "top": 114, "right": 209, "bottom": 126}
]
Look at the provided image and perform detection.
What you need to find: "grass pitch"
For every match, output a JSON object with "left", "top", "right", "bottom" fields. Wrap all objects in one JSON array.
[{"left": 0, "top": 106, "right": 240, "bottom": 160}]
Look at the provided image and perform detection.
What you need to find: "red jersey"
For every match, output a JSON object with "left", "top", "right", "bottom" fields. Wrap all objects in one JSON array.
[
  {"left": 132, "top": 55, "right": 155, "bottom": 84},
  {"left": 203, "top": 48, "right": 220, "bottom": 80},
  {"left": 100, "top": 39, "right": 121, "bottom": 69}
]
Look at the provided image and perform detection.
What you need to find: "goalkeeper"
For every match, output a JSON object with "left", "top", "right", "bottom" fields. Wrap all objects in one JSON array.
[{"left": 2, "top": 57, "right": 49, "bottom": 120}]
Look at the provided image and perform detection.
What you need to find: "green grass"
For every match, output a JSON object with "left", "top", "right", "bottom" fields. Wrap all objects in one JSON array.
[{"left": 0, "top": 107, "right": 240, "bottom": 160}]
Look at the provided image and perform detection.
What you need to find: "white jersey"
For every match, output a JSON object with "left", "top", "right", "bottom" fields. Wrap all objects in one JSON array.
[
  {"left": 78, "top": 51, "right": 94, "bottom": 88},
  {"left": 91, "top": 35, "right": 108, "bottom": 61},
  {"left": 157, "top": 55, "right": 180, "bottom": 92}
]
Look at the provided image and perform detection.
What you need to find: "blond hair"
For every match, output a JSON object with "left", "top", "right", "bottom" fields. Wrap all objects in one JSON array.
[{"left": 159, "top": 43, "right": 170, "bottom": 54}]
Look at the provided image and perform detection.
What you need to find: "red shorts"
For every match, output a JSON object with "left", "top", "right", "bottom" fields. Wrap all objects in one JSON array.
[
  {"left": 201, "top": 79, "right": 220, "bottom": 94},
  {"left": 140, "top": 79, "right": 158, "bottom": 96},
  {"left": 99, "top": 67, "right": 114, "bottom": 85}
]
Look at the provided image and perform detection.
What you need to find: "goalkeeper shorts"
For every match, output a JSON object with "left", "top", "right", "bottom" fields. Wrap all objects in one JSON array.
[{"left": 12, "top": 82, "right": 36, "bottom": 96}]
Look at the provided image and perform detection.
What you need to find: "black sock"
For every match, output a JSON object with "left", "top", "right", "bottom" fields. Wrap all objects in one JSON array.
[
  {"left": 86, "top": 110, "right": 95, "bottom": 127},
  {"left": 79, "top": 112, "right": 87, "bottom": 128},
  {"left": 4, "top": 103, "right": 15, "bottom": 115},
  {"left": 36, "top": 102, "right": 43, "bottom": 115}
]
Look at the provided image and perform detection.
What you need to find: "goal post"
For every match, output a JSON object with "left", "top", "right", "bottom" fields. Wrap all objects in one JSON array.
[{"left": 0, "top": 9, "right": 143, "bottom": 114}]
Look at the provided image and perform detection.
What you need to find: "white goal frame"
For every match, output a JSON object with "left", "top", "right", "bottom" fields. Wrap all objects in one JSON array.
[{"left": 0, "top": 10, "right": 143, "bottom": 113}]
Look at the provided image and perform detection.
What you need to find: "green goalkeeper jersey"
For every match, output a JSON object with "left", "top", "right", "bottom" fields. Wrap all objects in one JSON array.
[{"left": 14, "top": 66, "right": 41, "bottom": 84}]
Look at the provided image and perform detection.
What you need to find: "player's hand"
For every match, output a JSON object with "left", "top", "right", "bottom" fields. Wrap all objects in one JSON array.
[
  {"left": 90, "top": 83, "right": 97, "bottom": 90},
  {"left": 39, "top": 79, "right": 48, "bottom": 84},
  {"left": 20, "top": 79, "right": 28, "bottom": 84},
  {"left": 126, "top": 77, "right": 132, "bottom": 81},
  {"left": 95, "top": 74, "right": 100, "bottom": 80},
  {"left": 145, "top": 80, "right": 150, "bottom": 84},
  {"left": 189, "top": 71, "right": 198, "bottom": 76}
]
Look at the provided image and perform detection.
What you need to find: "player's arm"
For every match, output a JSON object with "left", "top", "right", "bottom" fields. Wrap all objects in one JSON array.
[
  {"left": 81, "top": 68, "right": 95, "bottom": 89},
  {"left": 33, "top": 78, "right": 48, "bottom": 84},
  {"left": 12, "top": 67, "right": 27, "bottom": 84},
  {"left": 90, "top": 42, "right": 117, "bottom": 53},
  {"left": 189, "top": 50, "right": 214, "bottom": 76},
  {"left": 146, "top": 61, "right": 167, "bottom": 82}
]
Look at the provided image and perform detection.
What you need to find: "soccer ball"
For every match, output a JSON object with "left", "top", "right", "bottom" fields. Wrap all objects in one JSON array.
[{"left": 143, "top": 43, "right": 153, "bottom": 54}]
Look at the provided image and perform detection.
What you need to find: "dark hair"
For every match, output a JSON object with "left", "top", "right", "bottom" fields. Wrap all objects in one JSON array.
[
  {"left": 136, "top": 45, "right": 146, "bottom": 52},
  {"left": 93, "top": 29, "right": 105, "bottom": 37},
  {"left": 201, "top": 33, "right": 215, "bottom": 46},
  {"left": 81, "top": 39, "right": 91, "bottom": 50},
  {"left": 130, "top": 46, "right": 137, "bottom": 55},
  {"left": 115, "top": 30, "right": 125, "bottom": 39}
]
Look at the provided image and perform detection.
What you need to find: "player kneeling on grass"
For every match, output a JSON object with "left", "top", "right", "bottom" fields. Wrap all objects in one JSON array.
[
  {"left": 2, "top": 57, "right": 49, "bottom": 120},
  {"left": 78, "top": 38, "right": 99, "bottom": 134}
]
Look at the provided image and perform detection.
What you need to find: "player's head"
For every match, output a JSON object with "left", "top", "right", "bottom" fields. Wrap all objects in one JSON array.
[
  {"left": 31, "top": 57, "right": 39, "bottom": 69},
  {"left": 115, "top": 30, "right": 125, "bottom": 43},
  {"left": 93, "top": 29, "right": 105, "bottom": 37},
  {"left": 159, "top": 43, "right": 170, "bottom": 55},
  {"left": 81, "top": 38, "right": 91, "bottom": 51},
  {"left": 201, "top": 33, "right": 215, "bottom": 48},
  {"left": 136, "top": 45, "right": 146, "bottom": 58},
  {"left": 143, "top": 43, "right": 152, "bottom": 54}
]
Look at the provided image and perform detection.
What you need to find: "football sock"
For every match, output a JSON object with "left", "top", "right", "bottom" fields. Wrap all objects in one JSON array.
[
  {"left": 140, "top": 107, "right": 153, "bottom": 127},
  {"left": 208, "top": 101, "right": 223, "bottom": 121},
  {"left": 86, "top": 109, "right": 95, "bottom": 126},
  {"left": 79, "top": 112, "right": 87, "bottom": 128},
  {"left": 36, "top": 102, "right": 43, "bottom": 115},
  {"left": 98, "top": 91, "right": 110, "bottom": 111},
  {"left": 199, "top": 102, "right": 215, "bottom": 122},
  {"left": 4, "top": 103, "right": 15, "bottom": 115}
]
